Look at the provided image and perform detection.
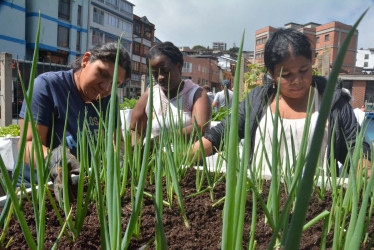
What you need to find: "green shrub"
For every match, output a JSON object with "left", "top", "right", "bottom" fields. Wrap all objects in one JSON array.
[
  {"left": 0, "top": 124, "right": 20, "bottom": 137},
  {"left": 119, "top": 98, "right": 138, "bottom": 110}
]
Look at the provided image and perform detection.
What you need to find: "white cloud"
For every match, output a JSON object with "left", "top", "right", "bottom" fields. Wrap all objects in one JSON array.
[{"left": 133, "top": 0, "right": 374, "bottom": 50}]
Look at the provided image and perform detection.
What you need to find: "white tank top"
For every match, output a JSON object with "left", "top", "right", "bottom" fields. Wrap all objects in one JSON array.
[
  {"left": 253, "top": 89, "right": 329, "bottom": 177},
  {"left": 145, "top": 79, "right": 200, "bottom": 137}
]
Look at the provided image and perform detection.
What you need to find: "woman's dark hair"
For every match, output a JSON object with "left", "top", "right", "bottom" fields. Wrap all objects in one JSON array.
[
  {"left": 264, "top": 28, "right": 312, "bottom": 73},
  {"left": 146, "top": 41, "right": 184, "bottom": 66},
  {"left": 71, "top": 42, "right": 131, "bottom": 81}
]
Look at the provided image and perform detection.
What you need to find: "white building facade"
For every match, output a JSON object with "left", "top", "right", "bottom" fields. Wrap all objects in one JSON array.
[
  {"left": 88, "top": 0, "right": 133, "bottom": 53},
  {"left": 356, "top": 49, "right": 374, "bottom": 74}
]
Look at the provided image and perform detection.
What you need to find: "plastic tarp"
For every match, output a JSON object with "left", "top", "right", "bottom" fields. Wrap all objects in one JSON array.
[{"left": 0, "top": 136, "right": 19, "bottom": 171}]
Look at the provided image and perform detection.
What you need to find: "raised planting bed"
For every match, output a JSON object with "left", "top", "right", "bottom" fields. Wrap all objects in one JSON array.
[{"left": 1, "top": 167, "right": 373, "bottom": 249}]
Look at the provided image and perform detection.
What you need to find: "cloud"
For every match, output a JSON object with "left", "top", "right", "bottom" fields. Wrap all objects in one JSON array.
[{"left": 133, "top": 0, "right": 374, "bottom": 50}]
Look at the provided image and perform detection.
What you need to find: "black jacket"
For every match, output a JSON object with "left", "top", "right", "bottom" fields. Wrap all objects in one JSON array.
[{"left": 204, "top": 76, "right": 371, "bottom": 170}]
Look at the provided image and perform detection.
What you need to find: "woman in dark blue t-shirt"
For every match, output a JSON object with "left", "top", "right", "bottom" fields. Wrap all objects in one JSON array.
[{"left": 13, "top": 42, "right": 131, "bottom": 188}]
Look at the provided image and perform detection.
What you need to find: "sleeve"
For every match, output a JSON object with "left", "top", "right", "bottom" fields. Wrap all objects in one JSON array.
[
  {"left": 203, "top": 95, "right": 248, "bottom": 153},
  {"left": 19, "top": 75, "right": 54, "bottom": 127},
  {"left": 213, "top": 92, "right": 220, "bottom": 103},
  {"left": 338, "top": 100, "right": 371, "bottom": 162}
]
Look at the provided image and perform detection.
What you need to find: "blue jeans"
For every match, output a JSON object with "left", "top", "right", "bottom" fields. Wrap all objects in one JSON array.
[{"left": 12, "top": 162, "right": 38, "bottom": 188}]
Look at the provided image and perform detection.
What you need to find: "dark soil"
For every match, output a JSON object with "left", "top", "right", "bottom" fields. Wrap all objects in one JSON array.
[{"left": 1, "top": 168, "right": 373, "bottom": 249}]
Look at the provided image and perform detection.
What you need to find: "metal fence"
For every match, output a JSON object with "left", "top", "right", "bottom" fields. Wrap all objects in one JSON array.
[{"left": 11, "top": 59, "right": 70, "bottom": 121}]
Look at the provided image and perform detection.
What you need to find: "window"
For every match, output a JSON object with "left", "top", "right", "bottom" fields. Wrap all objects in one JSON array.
[
  {"left": 182, "top": 62, "right": 192, "bottom": 73},
  {"left": 133, "top": 42, "right": 140, "bottom": 55},
  {"left": 324, "top": 34, "right": 330, "bottom": 42},
  {"left": 58, "top": 0, "right": 70, "bottom": 20},
  {"left": 142, "top": 64, "right": 148, "bottom": 74},
  {"left": 131, "top": 74, "right": 140, "bottom": 81},
  {"left": 121, "top": 40, "right": 131, "bottom": 52},
  {"left": 132, "top": 61, "right": 140, "bottom": 71},
  {"left": 143, "top": 45, "right": 150, "bottom": 55},
  {"left": 144, "top": 26, "right": 151, "bottom": 40},
  {"left": 93, "top": 8, "right": 104, "bottom": 25},
  {"left": 77, "top": 5, "right": 82, "bottom": 26},
  {"left": 120, "top": 0, "right": 132, "bottom": 13},
  {"left": 316, "top": 36, "right": 320, "bottom": 44},
  {"left": 119, "top": 20, "right": 132, "bottom": 33},
  {"left": 57, "top": 25, "right": 69, "bottom": 48},
  {"left": 76, "top": 31, "right": 80, "bottom": 51},
  {"left": 106, "top": 0, "right": 118, "bottom": 7},
  {"left": 92, "top": 30, "right": 103, "bottom": 46},
  {"left": 107, "top": 14, "right": 119, "bottom": 28},
  {"left": 255, "top": 36, "right": 267, "bottom": 45},
  {"left": 365, "top": 54, "right": 369, "bottom": 59},
  {"left": 198, "top": 65, "right": 201, "bottom": 72},
  {"left": 105, "top": 34, "right": 117, "bottom": 44},
  {"left": 364, "top": 62, "right": 369, "bottom": 67},
  {"left": 134, "top": 23, "right": 141, "bottom": 35}
]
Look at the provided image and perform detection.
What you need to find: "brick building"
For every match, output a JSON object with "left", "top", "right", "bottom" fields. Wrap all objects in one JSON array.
[
  {"left": 254, "top": 21, "right": 358, "bottom": 75},
  {"left": 181, "top": 55, "right": 221, "bottom": 92},
  {"left": 340, "top": 75, "right": 374, "bottom": 111},
  {"left": 129, "top": 15, "right": 155, "bottom": 98}
]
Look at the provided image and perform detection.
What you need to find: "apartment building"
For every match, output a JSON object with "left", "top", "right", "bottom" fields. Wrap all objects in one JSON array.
[
  {"left": 182, "top": 55, "right": 220, "bottom": 92},
  {"left": 212, "top": 42, "right": 227, "bottom": 51},
  {"left": 88, "top": 0, "right": 133, "bottom": 52},
  {"left": 0, "top": 0, "right": 89, "bottom": 64},
  {"left": 356, "top": 48, "right": 374, "bottom": 74},
  {"left": 254, "top": 21, "right": 358, "bottom": 75},
  {"left": 128, "top": 14, "right": 155, "bottom": 97}
]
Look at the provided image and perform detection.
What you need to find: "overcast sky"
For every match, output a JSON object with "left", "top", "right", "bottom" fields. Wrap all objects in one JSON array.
[{"left": 132, "top": 0, "right": 374, "bottom": 51}]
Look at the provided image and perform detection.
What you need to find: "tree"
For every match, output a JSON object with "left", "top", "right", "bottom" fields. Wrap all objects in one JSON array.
[
  {"left": 192, "top": 45, "right": 206, "bottom": 50},
  {"left": 228, "top": 47, "right": 239, "bottom": 53},
  {"left": 242, "top": 64, "right": 265, "bottom": 100}
]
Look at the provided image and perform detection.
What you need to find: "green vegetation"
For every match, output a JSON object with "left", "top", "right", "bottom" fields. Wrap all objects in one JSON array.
[
  {"left": 0, "top": 125, "right": 20, "bottom": 137},
  {"left": 119, "top": 98, "right": 138, "bottom": 110}
]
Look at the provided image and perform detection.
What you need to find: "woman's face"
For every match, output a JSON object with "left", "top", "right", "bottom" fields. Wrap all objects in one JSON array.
[
  {"left": 76, "top": 52, "right": 127, "bottom": 102},
  {"left": 271, "top": 55, "right": 313, "bottom": 101},
  {"left": 150, "top": 54, "right": 182, "bottom": 92}
]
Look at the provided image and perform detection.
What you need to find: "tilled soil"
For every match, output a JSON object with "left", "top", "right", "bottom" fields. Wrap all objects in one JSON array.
[{"left": 1, "top": 168, "right": 373, "bottom": 249}]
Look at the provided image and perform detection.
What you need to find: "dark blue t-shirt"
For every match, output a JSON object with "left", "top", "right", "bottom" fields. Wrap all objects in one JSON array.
[{"left": 15, "top": 69, "right": 116, "bottom": 185}]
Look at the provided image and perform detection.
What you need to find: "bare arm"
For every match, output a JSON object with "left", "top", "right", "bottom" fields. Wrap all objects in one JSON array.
[
  {"left": 130, "top": 89, "right": 149, "bottom": 145},
  {"left": 182, "top": 88, "right": 212, "bottom": 137},
  {"left": 18, "top": 119, "right": 50, "bottom": 168}
]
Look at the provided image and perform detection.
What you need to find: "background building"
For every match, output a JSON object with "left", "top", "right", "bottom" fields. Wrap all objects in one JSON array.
[
  {"left": 356, "top": 48, "right": 374, "bottom": 74},
  {"left": 129, "top": 14, "right": 155, "bottom": 98},
  {"left": 212, "top": 42, "right": 227, "bottom": 51},
  {"left": 254, "top": 21, "right": 358, "bottom": 76},
  {"left": 182, "top": 55, "right": 220, "bottom": 92}
]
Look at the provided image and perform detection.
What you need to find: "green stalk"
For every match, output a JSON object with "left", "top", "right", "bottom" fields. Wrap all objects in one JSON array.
[
  {"left": 248, "top": 190, "right": 257, "bottom": 250},
  {"left": 221, "top": 30, "right": 244, "bottom": 250},
  {"left": 284, "top": 9, "right": 368, "bottom": 249},
  {"left": 122, "top": 60, "right": 154, "bottom": 249},
  {"left": 302, "top": 210, "right": 330, "bottom": 231},
  {"left": 104, "top": 37, "right": 123, "bottom": 250},
  {"left": 234, "top": 93, "right": 251, "bottom": 249},
  {"left": 154, "top": 142, "right": 167, "bottom": 250},
  {"left": 0, "top": 157, "right": 36, "bottom": 249}
]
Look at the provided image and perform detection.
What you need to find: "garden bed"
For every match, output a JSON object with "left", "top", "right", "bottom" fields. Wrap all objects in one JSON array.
[{"left": 2, "top": 167, "right": 371, "bottom": 249}]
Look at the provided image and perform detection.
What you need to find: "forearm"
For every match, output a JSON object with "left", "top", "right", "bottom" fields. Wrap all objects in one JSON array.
[{"left": 24, "top": 141, "right": 49, "bottom": 169}]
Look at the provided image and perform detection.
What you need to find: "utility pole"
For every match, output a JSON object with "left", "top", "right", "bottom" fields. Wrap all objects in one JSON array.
[{"left": 1, "top": 53, "right": 13, "bottom": 127}]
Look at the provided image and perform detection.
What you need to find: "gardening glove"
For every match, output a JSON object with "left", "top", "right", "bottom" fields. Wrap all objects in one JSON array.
[{"left": 47, "top": 145, "right": 80, "bottom": 205}]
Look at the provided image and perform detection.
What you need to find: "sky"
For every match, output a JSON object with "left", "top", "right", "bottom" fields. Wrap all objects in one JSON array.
[{"left": 132, "top": 0, "right": 374, "bottom": 51}]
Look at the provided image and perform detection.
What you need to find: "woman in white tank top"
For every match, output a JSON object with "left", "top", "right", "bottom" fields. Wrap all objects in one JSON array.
[{"left": 131, "top": 42, "right": 211, "bottom": 141}]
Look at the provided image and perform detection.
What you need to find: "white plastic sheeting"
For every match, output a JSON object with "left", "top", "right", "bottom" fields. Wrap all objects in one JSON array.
[{"left": 0, "top": 136, "right": 19, "bottom": 171}]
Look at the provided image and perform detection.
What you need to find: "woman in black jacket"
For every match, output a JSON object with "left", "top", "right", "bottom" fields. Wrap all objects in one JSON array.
[{"left": 193, "top": 28, "right": 370, "bottom": 175}]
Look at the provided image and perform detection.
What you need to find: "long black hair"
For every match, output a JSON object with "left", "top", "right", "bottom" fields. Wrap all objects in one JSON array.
[
  {"left": 71, "top": 42, "right": 131, "bottom": 81},
  {"left": 264, "top": 28, "right": 312, "bottom": 74}
]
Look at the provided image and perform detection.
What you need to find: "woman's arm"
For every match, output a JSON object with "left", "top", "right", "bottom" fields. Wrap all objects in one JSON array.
[
  {"left": 183, "top": 88, "right": 212, "bottom": 137},
  {"left": 130, "top": 90, "right": 149, "bottom": 145},
  {"left": 18, "top": 119, "right": 50, "bottom": 168}
]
